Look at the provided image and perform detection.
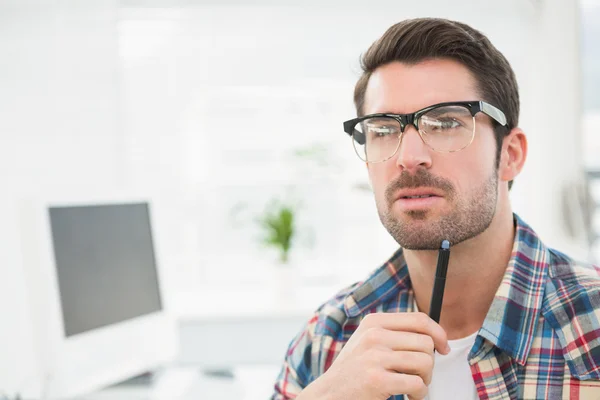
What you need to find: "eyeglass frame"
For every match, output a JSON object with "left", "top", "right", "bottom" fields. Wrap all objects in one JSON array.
[{"left": 343, "top": 100, "right": 508, "bottom": 162}]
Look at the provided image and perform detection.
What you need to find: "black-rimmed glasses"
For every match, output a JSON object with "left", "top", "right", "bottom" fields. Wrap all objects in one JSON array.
[{"left": 343, "top": 101, "right": 508, "bottom": 163}]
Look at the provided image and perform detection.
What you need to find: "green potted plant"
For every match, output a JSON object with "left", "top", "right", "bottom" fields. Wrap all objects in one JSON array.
[{"left": 258, "top": 200, "right": 296, "bottom": 264}]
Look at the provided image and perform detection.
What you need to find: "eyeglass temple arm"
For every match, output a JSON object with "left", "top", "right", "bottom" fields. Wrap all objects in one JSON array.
[
  {"left": 353, "top": 130, "right": 366, "bottom": 145},
  {"left": 344, "top": 120, "right": 366, "bottom": 145},
  {"left": 480, "top": 101, "right": 507, "bottom": 126}
]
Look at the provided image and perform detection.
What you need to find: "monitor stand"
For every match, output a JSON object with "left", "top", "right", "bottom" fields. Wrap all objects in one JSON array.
[
  {"left": 113, "top": 367, "right": 235, "bottom": 388},
  {"left": 103, "top": 367, "right": 199, "bottom": 398},
  {"left": 75, "top": 366, "right": 264, "bottom": 399},
  {"left": 114, "top": 371, "right": 157, "bottom": 386},
  {"left": 202, "top": 368, "right": 235, "bottom": 379}
]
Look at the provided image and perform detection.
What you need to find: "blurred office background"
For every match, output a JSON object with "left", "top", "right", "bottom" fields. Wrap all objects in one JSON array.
[{"left": 0, "top": 0, "right": 598, "bottom": 399}]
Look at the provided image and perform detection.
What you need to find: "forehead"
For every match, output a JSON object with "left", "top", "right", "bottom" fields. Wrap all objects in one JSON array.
[{"left": 363, "top": 59, "right": 480, "bottom": 115}]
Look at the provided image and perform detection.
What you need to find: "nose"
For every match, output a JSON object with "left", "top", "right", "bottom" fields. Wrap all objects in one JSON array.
[{"left": 395, "top": 124, "right": 433, "bottom": 172}]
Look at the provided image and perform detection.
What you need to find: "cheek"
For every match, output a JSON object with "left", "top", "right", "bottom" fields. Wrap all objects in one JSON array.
[
  {"left": 368, "top": 164, "right": 395, "bottom": 201},
  {"left": 449, "top": 150, "right": 496, "bottom": 194}
]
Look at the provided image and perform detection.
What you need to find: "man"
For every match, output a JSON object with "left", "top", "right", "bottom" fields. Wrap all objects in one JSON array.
[{"left": 271, "top": 17, "right": 600, "bottom": 400}]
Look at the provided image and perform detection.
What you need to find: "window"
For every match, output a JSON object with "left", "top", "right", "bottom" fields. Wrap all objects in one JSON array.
[{"left": 581, "top": 0, "right": 600, "bottom": 262}]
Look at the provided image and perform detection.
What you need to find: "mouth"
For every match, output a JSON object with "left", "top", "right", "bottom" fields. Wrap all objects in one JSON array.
[
  {"left": 393, "top": 188, "right": 444, "bottom": 211},
  {"left": 400, "top": 194, "right": 438, "bottom": 199},
  {"left": 395, "top": 188, "right": 444, "bottom": 200}
]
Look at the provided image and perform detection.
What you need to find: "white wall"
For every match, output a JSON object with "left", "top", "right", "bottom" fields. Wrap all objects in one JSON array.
[
  {"left": 0, "top": 2, "right": 123, "bottom": 193},
  {"left": 511, "top": 0, "right": 589, "bottom": 259},
  {"left": 0, "top": 1, "right": 124, "bottom": 394},
  {"left": 0, "top": 199, "right": 40, "bottom": 395}
]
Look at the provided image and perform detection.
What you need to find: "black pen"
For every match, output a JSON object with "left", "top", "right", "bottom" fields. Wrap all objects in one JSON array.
[{"left": 428, "top": 240, "right": 451, "bottom": 324}]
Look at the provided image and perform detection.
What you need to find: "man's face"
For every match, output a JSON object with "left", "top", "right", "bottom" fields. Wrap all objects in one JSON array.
[{"left": 364, "top": 59, "right": 500, "bottom": 250}]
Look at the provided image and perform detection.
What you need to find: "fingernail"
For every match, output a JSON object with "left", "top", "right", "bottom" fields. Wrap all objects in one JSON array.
[{"left": 445, "top": 344, "right": 452, "bottom": 353}]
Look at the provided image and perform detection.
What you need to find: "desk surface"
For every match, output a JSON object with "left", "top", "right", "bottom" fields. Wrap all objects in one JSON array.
[{"left": 77, "top": 366, "right": 279, "bottom": 400}]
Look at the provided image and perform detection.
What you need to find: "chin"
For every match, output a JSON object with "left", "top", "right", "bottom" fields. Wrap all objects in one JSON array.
[{"left": 403, "top": 210, "right": 430, "bottom": 221}]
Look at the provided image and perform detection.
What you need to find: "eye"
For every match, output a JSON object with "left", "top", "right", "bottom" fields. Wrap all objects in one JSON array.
[
  {"left": 370, "top": 126, "right": 396, "bottom": 137},
  {"left": 365, "top": 123, "right": 400, "bottom": 138},
  {"left": 427, "top": 117, "right": 462, "bottom": 130},
  {"left": 359, "top": 117, "right": 401, "bottom": 141}
]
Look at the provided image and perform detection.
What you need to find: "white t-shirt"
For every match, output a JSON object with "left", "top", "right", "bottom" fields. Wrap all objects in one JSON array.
[
  {"left": 424, "top": 331, "right": 479, "bottom": 400},
  {"left": 408, "top": 301, "right": 479, "bottom": 399}
]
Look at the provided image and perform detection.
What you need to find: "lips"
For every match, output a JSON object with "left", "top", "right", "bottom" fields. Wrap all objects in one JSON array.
[
  {"left": 403, "top": 194, "right": 436, "bottom": 199},
  {"left": 395, "top": 188, "right": 444, "bottom": 200},
  {"left": 392, "top": 188, "right": 445, "bottom": 211}
]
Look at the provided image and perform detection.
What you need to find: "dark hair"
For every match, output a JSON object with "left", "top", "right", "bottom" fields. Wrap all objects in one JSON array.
[{"left": 354, "top": 18, "right": 518, "bottom": 189}]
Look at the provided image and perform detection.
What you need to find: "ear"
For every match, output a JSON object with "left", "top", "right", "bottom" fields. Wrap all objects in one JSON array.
[{"left": 499, "top": 127, "right": 527, "bottom": 183}]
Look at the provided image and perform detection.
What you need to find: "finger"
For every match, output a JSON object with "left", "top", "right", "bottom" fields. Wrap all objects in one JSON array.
[
  {"left": 360, "top": 312, "right": 450, "bottom": 354},
  {"left": 381, "top": 350, "right": 434, "bottom": 385},
  {"left": 381, "top": 371, "right": 428, "bottom": 399},
  {"left": 362, "top": 329, "right": 435, "bottom": 356}
]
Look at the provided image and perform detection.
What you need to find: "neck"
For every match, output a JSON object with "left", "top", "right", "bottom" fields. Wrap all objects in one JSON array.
[{"left": 405, "top": 203, "right": 516, "bottom": 340}]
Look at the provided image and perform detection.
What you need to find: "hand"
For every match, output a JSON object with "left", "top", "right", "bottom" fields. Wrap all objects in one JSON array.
[{"left": 300, "top": 312, "right": 450, "bottom": 400}]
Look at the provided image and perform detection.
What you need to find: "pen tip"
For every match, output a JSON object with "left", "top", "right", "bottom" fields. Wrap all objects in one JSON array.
[{"left": 441, "top": 240, "right": 450, "bottom": 249}]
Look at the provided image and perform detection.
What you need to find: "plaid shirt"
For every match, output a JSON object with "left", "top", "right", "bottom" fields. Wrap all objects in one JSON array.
[{"left": 272, "top": 214, "right": 600, "bottom": 399}]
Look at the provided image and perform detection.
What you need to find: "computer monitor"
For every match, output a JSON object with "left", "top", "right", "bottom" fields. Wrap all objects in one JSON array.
[{"left": 18, "top": 194, "right": 177, "bottom": 399}]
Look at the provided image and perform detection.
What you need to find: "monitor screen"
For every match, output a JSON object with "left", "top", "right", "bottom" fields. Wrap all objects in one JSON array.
[{"left": 48, "top": 202, "right": 163, "bottom": 338}]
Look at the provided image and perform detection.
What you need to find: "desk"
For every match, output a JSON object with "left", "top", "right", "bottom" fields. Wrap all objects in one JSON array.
[
  {"left": 173, "top": 283, "right": 345, "bottom": 368},
  {"left": 77, "top": 366, "right": 280, "bottom": 400}
]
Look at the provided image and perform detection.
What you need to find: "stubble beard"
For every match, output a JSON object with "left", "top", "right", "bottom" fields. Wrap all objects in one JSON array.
[{"left": 377, "top": 168, "right": 498, "bottom": 250}]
